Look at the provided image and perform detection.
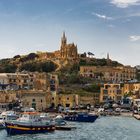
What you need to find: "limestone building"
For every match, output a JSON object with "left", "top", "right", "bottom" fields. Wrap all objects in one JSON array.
[
  {"left": 123, "top": 83, "right": 140, "bottom": 99},
  {"left": 56, "top": 94, "right": 78, "bottom": 108},
  {"left": 20, "top": 91, "right": 47, "bottom": 111},
  {"left": 80, "top": 65, "right": 136, "bottom": 83},
  {"left": 100, "top": 84, "right": 124, "bottom": 103},
  {"left": 0, "top": 72, "right": 58, "bottom": 91},
  {"left": 48, "top": 94, "right": 79, "bottom": 108},
  {"left": 0, "top": 73, "right": 34, "bottom": 90},
  {"left": 0, "top": 91, "right": 17, "bottom": 110}
]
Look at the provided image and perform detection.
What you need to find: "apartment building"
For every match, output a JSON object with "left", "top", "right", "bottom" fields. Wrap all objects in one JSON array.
[
  {"left": 100, "top": 84, "right": 124, "bottom": 103},
  {"left": 80, "top": 66, "right": 136, "bottom": 82}
]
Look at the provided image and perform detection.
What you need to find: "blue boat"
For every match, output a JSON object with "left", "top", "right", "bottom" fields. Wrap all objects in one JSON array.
[
  {"left": 5, "top": 112, "right": 55, "bottom": 135},
  {"left": 64, "top": 112, "right": 98, "bottom": 122}
]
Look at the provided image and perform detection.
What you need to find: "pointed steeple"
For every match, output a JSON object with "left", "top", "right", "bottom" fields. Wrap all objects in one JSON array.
[
  {"left": 61, "top": 31, "right": 67, "bottom": 46},
  {"left": 107, "top": 53, "right": 110, "bottom": 60},
  {"left": 107, "top": 53, "right": 111, "bottom": 66},
  {"left": 63, "top": 31, "right": 66, "bottom": 39}
]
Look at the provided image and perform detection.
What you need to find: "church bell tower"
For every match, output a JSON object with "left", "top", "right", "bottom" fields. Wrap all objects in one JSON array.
[
  {"left": 61, "top": 32, "right": 67, "bottom": 46},
  {"left": 60, "top": 32, "right": 67, "bottom": 58}
]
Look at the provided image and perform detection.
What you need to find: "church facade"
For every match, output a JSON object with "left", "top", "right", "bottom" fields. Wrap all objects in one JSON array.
[{"left": 60, "top": 32, "right": 78, "bottom": 59}]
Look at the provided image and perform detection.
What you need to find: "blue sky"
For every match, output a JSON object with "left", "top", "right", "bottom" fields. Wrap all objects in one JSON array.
[{"left": 0, "top": 0, "right": 140, "bottom": 66}]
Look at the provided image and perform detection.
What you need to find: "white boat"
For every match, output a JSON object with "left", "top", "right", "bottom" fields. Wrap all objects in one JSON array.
[
  {"left": 55, "top": 115, "right": 66, "bottom": 126},
  {"left": 0, "top": 111, "right": 19, "bottom": 129}
]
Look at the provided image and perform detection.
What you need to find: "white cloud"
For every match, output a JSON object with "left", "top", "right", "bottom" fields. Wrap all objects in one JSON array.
[
  {"left": 92, "top": 12, "right": 113, "bottom": 20},
  {"left": 108, "top": 24, "right": 115, "bottom": 28},
  {"left": 110, "top": 0, "right": 140, "bottom": 8},
  {"left": 129, "top": 35, "right": 140, "bottom": 41},
  {"left": 128, "top": 12, "right": 140, "bottom": 17}
]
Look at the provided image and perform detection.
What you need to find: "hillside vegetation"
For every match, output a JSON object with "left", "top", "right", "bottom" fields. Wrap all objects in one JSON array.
[
  {"left": 0, "top": 52, "right": 123, "bottom": 73},
  {"left": 0, "top": 53, "right": 57, "bottom": 73}
]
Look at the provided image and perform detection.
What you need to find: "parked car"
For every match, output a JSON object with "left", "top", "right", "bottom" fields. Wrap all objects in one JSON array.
[
  {"left": 90, "top": 106, "right": 94, "bottom": 111},
  {"left": 98, "top": 108, "right": 104, "bottom": 112},
  {"left": 115, "top": 108, "right": 121, "bottom": 112},
  {"left": 133, "top": 110, "right": 138, "bottom": 114},
  {"left": 103, "top": 103, "right": 111, "bottom": 109}
]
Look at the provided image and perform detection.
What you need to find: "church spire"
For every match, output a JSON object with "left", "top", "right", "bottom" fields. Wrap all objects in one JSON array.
[
  {"left": 107, "top": 53, "right": 110, "bottom": 60},
  {"left": 107, "top": 53, "right": 111, "bottom": 66},
  {"left": 61, "top": 31, "right": 67, "bottom": 46},
  {"left": 63, "top": 31, "right": 66, "bottom": 39}
]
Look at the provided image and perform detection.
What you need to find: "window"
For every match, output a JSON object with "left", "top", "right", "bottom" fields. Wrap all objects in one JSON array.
[
  {"left": 103, "top": 90, "right": 108, "bottom": 94},
  {"left": 67, "top": 97, "right": 69, "bottom": 100},
  {"left": 103, "top": 96, "right": 107, "bottom": 100},
  {"left": 90, "top": 74, "right": 93, "bottom": 78},
  {"left": 41, "top": 99, "right": 43, "bottom": 103},
  {"left": 66, "top": 104, "right": 70, "bottom": 107},
  {"left": 24, "top": 79, "right": 27, "bottom": 83},
  {"left": 117, "top": 96, "right": 121, "bottom": 101},
  {"left": 50, "top": 85, "right": 55, "bottom": 91},
  {"left": 32, "top": 99, "right": 36, "bottom": 102},
  {"left": 32, "top": 103, "right": 36, "bottom": 110},
  {"left": 50, "top": 80, "right": 55, "bottom": 84},
  {"left": 117, "top": 90, "right": 121, "bottom": 94}
]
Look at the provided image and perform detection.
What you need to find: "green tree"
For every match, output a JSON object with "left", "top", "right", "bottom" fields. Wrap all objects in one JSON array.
[
  {"left": 4, "top": 64, "right": 17, "bottom": 73},
  {"left": 13, "top": 55, "right": 21, "bottom": 59},
  {"left": 27, "top": 53, "right": 39, "bottom": 60},
  {"left": 20, "top": 61, "right": 57, "bottom": 72}
]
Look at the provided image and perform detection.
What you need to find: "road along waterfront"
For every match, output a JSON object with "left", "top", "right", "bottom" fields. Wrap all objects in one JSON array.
[{"left": 0, "top": 116, "right": 140, "bottom": 140}]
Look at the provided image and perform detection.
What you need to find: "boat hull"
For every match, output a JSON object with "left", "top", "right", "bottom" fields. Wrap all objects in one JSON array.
[{"left": 5, "top": 122, "right": 55, "bottom": 135}]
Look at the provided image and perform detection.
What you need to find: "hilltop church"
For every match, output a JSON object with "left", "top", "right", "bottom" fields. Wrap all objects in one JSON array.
[{"left": 37, "top": 32, "right": 78, "bottom": 61}]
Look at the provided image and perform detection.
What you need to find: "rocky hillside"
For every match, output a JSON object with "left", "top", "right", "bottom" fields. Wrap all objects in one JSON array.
[{"left": 0, "top": 52, "right": 124, "bottom": 73}]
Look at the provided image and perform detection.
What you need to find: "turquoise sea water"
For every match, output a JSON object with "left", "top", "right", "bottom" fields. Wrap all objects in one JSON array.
[{"left": 0, "top": 116, "right": 140, "bottom": 140}]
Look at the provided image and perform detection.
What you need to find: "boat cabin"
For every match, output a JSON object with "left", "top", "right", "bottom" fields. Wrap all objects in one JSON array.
[{"left": 18, "top": 112, "right": 40, "bottom": 122}]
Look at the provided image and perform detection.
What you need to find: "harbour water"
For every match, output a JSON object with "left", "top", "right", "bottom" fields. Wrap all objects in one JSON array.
[{"left": 0, "top": 116, "right": 140, "bottom": 140}]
